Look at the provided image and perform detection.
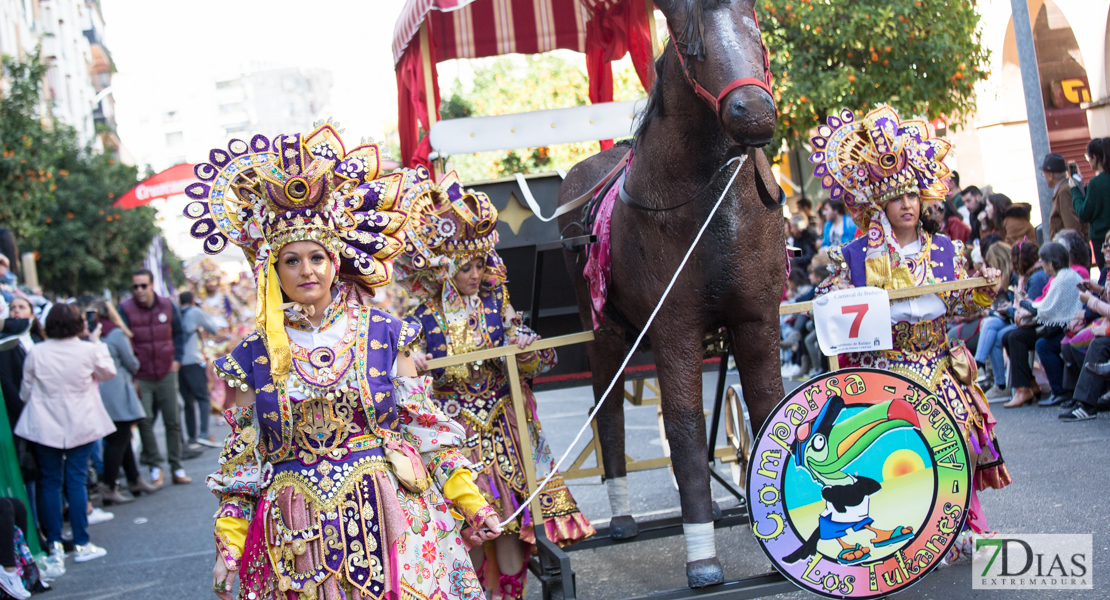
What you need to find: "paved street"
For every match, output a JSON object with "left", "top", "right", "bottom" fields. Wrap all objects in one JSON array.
[{"left": 42, "top": 372, "right": 1109, "bottom": 600}]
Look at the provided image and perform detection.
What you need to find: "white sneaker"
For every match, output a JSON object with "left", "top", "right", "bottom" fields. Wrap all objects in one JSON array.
[
  {"left": 87, "top": 507, "right": 114, "bottom": 525},
  {"left": 0, "top": 568, "right": 31, "bottom": 599},
  {"left": 72, "top": 542, "right": 107, "bottom": 563},
  {"left": 195, "top": 436, "right": 221, "bottom": 448},
  {"left": 41, "top": 542, "right": 66, "bottom": 580}
]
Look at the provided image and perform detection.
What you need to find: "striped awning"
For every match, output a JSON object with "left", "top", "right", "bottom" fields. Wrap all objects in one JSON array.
[
  {"left": 394, "top": 0, "right": 654, "bottom": 170},
  {"left": 392, "top": 0, "right": 598, "bottom": 64}
]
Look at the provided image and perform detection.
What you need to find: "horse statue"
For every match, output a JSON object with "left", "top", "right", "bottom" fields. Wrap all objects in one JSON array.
[{"left": 557, "top": 0, "right": 784, "bottom": 588}]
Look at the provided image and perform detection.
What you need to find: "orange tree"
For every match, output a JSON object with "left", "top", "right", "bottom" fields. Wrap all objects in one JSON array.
[
  {"left": 760, "top": 0, "right": 989, "bottom": 148},
  {"left": 1, "top": 53, "right": 166, "bottom": 296},
  {"left": 0, "top": 51, "right": 64, "bottom": 241}
]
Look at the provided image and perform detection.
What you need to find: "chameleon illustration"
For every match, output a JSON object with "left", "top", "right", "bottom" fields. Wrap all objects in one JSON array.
[{"left": 783, "top": 395, "right": 921, "bottom": 565}]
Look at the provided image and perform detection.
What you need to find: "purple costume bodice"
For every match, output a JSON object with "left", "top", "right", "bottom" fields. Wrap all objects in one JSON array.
[{"left": 836, "top": 234, "right": 958, "bottom": 288}]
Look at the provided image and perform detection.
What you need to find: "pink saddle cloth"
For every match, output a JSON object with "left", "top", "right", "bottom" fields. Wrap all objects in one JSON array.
[{"left": 583, "top": 174, "right": 622, "bottom": 329}]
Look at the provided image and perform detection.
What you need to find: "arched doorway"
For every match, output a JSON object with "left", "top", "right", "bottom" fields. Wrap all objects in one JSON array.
[{"left": 1032, "top": 0, "right": 1093, "bottom": 177}]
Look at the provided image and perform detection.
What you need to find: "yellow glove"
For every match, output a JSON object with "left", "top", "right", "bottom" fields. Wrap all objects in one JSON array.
[
  {"left": 214, "top": 516, "right": 249, "bottom": 570},
  {"left": 443, "top": 468, "right": 497, "bottom": 530}
]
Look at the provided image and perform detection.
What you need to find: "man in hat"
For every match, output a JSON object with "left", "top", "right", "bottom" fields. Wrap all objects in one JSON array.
[{"left": 1045, "top": 153, "right": 1088, "bottom": 241}]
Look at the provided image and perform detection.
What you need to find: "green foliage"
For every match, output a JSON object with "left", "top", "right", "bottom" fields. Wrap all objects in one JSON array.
[
  {"left": 761, "top": 0, "right": 989, "bottom": 148},
  {"left": 29, "top": 143, "right": 160, "bottom": 297},
  {"left": 1, "top": 52, "right": 160, "bottom": 297},
  {"left": 440, "top": 54, "right": 646, "bottom": 181},
  {"left": 0, "top": 51, "right": 64, "bottom": 241}
]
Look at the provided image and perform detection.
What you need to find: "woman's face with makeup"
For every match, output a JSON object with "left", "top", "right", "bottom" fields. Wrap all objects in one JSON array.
[{"left": 276, "top": 241, "right": 334, "bottom": 307}]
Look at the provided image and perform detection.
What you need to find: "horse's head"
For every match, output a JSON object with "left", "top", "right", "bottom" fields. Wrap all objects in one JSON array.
[{"left": 656, "top": 0, "right": 777, "bottom": 147}]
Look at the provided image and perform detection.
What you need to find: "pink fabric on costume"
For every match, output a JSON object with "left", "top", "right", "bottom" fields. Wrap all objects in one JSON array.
[{"left": 584, "top": 175, "right": 621, "bottom": 329}]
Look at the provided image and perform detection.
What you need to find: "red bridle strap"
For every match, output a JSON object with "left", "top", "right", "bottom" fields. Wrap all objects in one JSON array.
[{"left": 667, "top": 8, "right": 775, "bottom": 122}]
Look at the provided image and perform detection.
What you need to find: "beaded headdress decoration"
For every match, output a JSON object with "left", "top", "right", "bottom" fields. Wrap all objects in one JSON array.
[
  {"left": 185, "top": 257, "right": 225, "bottom": 288},
  {"left": 182, "top": 124, "right": 414, "bottom": 376},
  {"left": 809, "top": 105, "right": 952, "bottom": 289},
  {"left": 395, "top": 169, "right": 507, "bottom": 297}
]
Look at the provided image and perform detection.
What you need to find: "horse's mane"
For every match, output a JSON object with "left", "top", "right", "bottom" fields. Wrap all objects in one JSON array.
[{"left": 633, "top": 0, "right": 729, "bottom": 142}]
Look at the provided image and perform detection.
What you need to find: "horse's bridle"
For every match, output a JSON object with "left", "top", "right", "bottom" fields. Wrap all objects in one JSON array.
[{"left": 667, "top": 7, "right": 775, "bottom": 126}]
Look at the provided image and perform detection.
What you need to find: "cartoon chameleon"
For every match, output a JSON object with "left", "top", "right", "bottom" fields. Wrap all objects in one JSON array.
[{"left": 783, "top": 395, "right": 920, "bottom": 566}]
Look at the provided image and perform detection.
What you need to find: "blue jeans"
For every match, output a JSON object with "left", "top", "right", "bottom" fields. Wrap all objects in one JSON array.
[
  {"left": 1035, "top": 333, "right": 1066, "bottom": 396},
  {"left": 35, "top": 442, "right": 95, "bottom": 546},
  {"left": 974, "top": 317, "right": 1010, "bottom": 386}
]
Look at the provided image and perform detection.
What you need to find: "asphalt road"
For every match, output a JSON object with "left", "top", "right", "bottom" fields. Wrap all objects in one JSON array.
[{"left": 41, "top": 372, "right": 1109, "bottom": 600}]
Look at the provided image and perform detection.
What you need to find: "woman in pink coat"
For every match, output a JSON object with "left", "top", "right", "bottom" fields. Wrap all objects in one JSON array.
[{"left": 14, "top": 303, "right": 116, "bottom": 574}]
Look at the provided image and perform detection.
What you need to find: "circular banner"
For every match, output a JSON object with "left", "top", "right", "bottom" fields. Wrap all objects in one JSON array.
[{"left": 747, "top": 369, "right": 970, "bottom": 598}]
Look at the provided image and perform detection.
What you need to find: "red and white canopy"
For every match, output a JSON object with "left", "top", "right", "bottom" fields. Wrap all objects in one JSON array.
[
  {"left": 393, "top": 0, "right": 655, "bottom": 170},
  {"left": 113, "top": 163, "right": 197, "bottom": 209}
]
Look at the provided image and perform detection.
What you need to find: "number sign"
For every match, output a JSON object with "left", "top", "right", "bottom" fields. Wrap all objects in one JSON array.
[{"left": 813, "top": 287, "right": 893, "bottom": 355}]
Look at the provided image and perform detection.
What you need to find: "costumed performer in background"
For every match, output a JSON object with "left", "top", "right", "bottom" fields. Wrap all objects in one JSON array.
[
  {"left": 183, "top": 125, "right": 501, "bottom": 600},
  {"left": 186, "top": 257, "right": 254, "bottom": 414},
  {"left": 810, "top": 106, "right": 1010, "bottom": 553},
  {"left": 396, "top": 172, "right": 594, "bottom": 600}
]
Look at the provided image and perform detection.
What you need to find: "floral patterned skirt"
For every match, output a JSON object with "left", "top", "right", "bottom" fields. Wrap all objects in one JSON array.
[
  {"left": 449, "top": 388, "right": 595, "bottom": 548},
  {"left": 235, "top": 469, "right": 482, "bottom": 600}
]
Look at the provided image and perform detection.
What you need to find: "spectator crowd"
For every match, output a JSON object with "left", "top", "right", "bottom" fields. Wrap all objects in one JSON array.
[
  {"left": 779, "top": 141, "right": 1110, "bottom": 425},
  {"left": 0, "top": 247, "right": 253, "bottom": 597}
]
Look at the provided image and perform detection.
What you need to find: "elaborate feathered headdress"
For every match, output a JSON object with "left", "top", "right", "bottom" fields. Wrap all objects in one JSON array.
[
  {"left": 394, "top": 169, "right": 506, "bottom": 299},
  {"left": 182, "top": 124, "right": 417, "bottom": 376},
  {"left": 809, "top": 106, "right": 953, "bottom": 290},
  {"left": 810, "top": 105, "right": 951, "bottom": 230}
]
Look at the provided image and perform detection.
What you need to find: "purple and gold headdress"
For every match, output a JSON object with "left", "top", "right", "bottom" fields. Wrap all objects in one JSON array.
[
  {"left": 810, "top": 105, "right": 951, "bottom": 229},
  {"left": 182, "top": 124, "right": 417, "bottom": 376},
  {"left": 810, "top": 106, "right": 953, "bottom": 290},
  {"left": 395, "top": 170, "right": 506, "bottom": 298}
]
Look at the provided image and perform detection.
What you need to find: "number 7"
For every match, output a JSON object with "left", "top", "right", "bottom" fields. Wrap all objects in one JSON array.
[{"left": 841, "top": 304, "right": 869, "bottom": 338}]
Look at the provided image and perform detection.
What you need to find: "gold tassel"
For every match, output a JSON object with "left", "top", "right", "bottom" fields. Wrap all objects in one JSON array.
[
  {"left": 888, "top": 265, "right": 915, "bottom": 290},
  {"left": 259, "top": 252, "right": 292, "bottom": 377}
]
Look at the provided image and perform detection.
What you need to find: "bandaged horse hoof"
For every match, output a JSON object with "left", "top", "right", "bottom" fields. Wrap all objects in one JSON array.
[
  {"left": 608, "top": 515, "right": 639, "bottom": 540},
  {"left": 686, "top": 557, "right": 724, "bottom": 588}
]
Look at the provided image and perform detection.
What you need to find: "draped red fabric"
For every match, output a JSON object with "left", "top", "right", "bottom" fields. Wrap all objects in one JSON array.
[
  {"left": 584, "top": 0, "right": 654, "bottom": 151},
  {"left": 396, "top": 0, "right": 654, "bottom": 167},
  {"left": 396, "top": 28, "right": 441, "bottom": 171}
]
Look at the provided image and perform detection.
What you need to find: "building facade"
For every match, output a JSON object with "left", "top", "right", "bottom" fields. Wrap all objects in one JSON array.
[
  {"left": 944, "top": 0, "right": 1108, "bottom": 222},
  {"left": 113, "top": 66, "right": 334, "bottom": 259},
  {"left": 0, "top": 0, "right": 115, "bottom": 149}
]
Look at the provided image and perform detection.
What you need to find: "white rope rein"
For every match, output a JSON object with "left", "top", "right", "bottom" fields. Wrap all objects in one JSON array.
[{"left": 498, "top": 153, "right": 748, "bottom": 527}]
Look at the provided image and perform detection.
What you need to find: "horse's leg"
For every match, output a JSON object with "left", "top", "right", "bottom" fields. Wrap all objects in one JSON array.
[
  {"left": 727, "top": 318, "right": 785, "bottom": 450},
  {"left": 585, "top": 332, "right": 638, "bottom": 538},
  {"left": 559, "top": 228, "right": 639, "bottom": 539},
  {"left": 651, "top": 324, "right": 722, "bottom": 588}
]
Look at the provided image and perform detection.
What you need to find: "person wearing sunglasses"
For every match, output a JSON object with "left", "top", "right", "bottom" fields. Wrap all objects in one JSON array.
[{"left": 117, "top": 269, "right": 192, "bottom": 486}]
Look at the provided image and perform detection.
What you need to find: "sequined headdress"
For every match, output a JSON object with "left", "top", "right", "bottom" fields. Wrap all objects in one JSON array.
[
  {"left": 184, "top": 257, "right": 225, "bottom": 294},
  {"left": 810, "top": 105, "right": 951, "bottom": 226},
  {"left": 810, "top": 105, "right": 952, "bottom": 289},
  {"left": 182, "top": 124, "right": 417, "bottom": 376},
  {"left": 394, "top": 169, "right": 506, "bottom": 298}
]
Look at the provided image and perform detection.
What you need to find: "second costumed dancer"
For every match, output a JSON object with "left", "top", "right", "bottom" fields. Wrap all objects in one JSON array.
[{"left": 396, "top": 172, "right": 595, "bottom": 599}]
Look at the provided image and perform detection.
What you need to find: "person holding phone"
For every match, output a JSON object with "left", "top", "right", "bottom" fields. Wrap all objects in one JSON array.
[
  {"left": 1072, "top": 138, "right": 1110, "bottom": 284},
  {"left": 13, "top": 303, "right": 117, "bottom": 572},
  {"left": 1057, "top": 264, "right": 1110, "bottom": 421}
]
